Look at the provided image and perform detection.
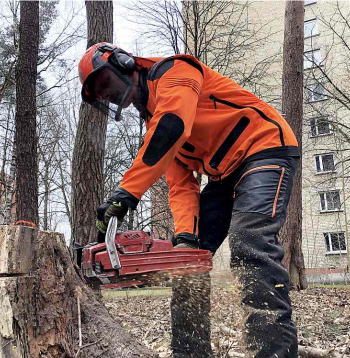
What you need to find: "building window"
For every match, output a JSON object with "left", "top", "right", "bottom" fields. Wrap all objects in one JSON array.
[
  {"left": 305, "top": 82, "right": 327, "bottom": 102},
  {"left": 324, "top": 232, "right": 347, "bottom": 253},
  {"left": 304, "top": 19, "right": 319, "bottom": 38},
  {"left": 315, "top": 154, "right": 335, "bottom": 173},
  {"left": 310, "top": 117, "right": 332, "bottom": 137},
  {"left": 304, "top": 49, "right": 321, "bottom": 69},
  {"left": 319, "top": 191, "right": 341, "bottom": 212},
  {"left": 304, "top": 0, "right": 317, "bottom": 6}
]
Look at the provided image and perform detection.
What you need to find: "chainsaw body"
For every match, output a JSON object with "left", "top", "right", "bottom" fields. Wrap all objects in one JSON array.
[{"left": 82, "top": 218, "right": 212, "bottom": 289}]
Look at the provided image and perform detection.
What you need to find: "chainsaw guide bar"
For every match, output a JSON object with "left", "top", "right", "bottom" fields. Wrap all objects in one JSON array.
[{"left": 82, "top": 217, "right": 213, "bottom": 289}]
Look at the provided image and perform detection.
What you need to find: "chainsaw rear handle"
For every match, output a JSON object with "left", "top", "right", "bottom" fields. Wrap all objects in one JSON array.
[{"left": 97, "top": 216, "right": 123, "bottom": 243}]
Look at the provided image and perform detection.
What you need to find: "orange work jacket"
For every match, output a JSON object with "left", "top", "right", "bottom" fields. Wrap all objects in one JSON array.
[{"left": 119, "top": 54, "right": 299, "bottom": 237}]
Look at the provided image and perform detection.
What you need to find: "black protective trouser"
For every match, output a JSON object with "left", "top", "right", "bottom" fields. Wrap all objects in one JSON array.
[{"left": 171, "top": 157, "right": 299, "bottom": 358}]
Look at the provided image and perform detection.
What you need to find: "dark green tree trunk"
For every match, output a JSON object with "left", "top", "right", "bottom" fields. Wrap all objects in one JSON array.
[{"left": 15, "top": 1, "right": 40, "bottom": 226}]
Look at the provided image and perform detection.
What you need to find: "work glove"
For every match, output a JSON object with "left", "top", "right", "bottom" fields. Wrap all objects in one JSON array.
[
  {"left": 96, "top": 188, "right": 139, "bottom": 242},
  {"left": 96, "top": 199, "right": 129, "bottom": 239},
  {"left": 174, "top": 233, "right": 199, "bottom": 249}
]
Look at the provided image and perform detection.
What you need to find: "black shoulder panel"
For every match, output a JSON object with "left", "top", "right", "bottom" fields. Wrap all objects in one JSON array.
[
  {"left": 143, "top": 113, "right": 185, "bottom": 167},
  {"left": 148, "top": 59, "right": 174, "bottom": 81},
  {"left": 148, "top": 56, "right": 204, "bottom": 81}
]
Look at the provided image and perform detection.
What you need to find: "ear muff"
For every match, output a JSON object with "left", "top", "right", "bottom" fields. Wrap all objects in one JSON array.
[
  {"left": 110, "top": 48, "right": 136, "bottom": 73},
  {"left": 96, "top": 43, "right": 136, "bottom": 74}
]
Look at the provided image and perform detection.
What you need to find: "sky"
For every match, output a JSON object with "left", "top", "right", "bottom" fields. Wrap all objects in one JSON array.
[{"left": 54, "top": 0, "right": 164, "bottom": 68}]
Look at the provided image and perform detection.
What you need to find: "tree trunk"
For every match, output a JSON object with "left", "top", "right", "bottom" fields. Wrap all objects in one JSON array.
[
  {"left": 42, "top": 166, "right": 50, "bottom": 230},
  {"left": 0, "top": 225, "right": 156, "bottom": 358},
  {"left": 281, "top": 0, "right": 307, "bottom": 290},
  {"left": 71, "top": 1, "right": 113, "bottom": 249},
  {"left": 5, "top": 141, "right": 16, "bottom": 225},
  {"left": 14, "top": 1, "right": 40, "bottom": 225}
]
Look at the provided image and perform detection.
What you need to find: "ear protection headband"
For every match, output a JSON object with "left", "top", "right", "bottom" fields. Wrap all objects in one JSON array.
[{"left": 96, "top": 43, "right": 136, "bottom": 74}]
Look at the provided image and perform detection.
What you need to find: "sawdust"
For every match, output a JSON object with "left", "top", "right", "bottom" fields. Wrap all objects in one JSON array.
[{"left": 104, "top": 286, "right": 350, "bottom": 357}]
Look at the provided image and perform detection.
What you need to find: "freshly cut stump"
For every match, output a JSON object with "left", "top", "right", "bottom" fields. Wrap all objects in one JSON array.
[{"left": 0, "top": 225, "right": 156, "bottom": 358}]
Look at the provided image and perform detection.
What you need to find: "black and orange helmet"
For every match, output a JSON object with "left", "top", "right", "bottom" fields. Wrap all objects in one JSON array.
[{"left": 78, "top": 42, "right": 136, "bottom": 121}]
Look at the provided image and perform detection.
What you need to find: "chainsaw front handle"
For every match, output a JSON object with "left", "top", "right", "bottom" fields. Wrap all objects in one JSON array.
[{"left": 106, "top": 216, "right": 122, "bottom": 269}]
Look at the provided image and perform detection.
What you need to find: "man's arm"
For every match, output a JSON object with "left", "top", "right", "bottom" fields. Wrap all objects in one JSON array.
[
  {"left": 119, "top": 59, "right": 203, "bottom": 207},
  {"left": 165, "top": 159, "right": 200, "bottom": 238}
]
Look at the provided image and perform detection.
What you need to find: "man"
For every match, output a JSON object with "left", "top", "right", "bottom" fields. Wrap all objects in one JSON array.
[{"left": 78, "top": 42, "right": 299, "bottom": 358}]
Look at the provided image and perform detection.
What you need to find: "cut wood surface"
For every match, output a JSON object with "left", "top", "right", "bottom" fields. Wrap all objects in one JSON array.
[
  {"left": 0, "top": 225, "right": 37, "bottom": 275},
  {"left": 0, "top": 225, "right": 156, "bottom": 358}
]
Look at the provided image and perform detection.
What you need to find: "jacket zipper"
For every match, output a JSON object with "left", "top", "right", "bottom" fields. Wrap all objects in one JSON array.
[
  {"left": 209, "top": 116, "right": 250, "bottom": 170},
  {"left": 209, "top": 94, "right": 285, "bottom": 147}
]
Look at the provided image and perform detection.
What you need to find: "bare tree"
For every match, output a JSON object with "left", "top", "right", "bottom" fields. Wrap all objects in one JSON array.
[
  {"left": 124, "top": 1, "right": 280, "bottom": 99},
  {"left": 71, "top": 1, "right": 113, "bottom": 248},
  {"left": 280, "top": 0, "right": 307, "bottom": 289},
  {"left": 15, "top": 0, "right": 40, "bottom": 225},
  {"left": 302, "top": 1, "right": 350, "bottom": 160},
  {"left": 0, "top": 1, "right": 85, "bottom": 229}
]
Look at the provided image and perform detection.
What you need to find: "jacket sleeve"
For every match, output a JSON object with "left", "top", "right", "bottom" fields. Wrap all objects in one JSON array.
[
  {"left": 119, "top": 59, "right": 203, "bottom": 204},
  {"left": 165, "top": 159, "right": 200, "bottom": 236}
]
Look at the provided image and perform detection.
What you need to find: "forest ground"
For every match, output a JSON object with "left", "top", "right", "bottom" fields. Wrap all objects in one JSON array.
[{"left": 104, "top": 285, "right": 350, "bottom": 357}]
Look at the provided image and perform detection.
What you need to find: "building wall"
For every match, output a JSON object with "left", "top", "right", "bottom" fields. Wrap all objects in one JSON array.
[
  {"left": 301, "top": 0, "right": 350, "bottom": 271},
  {"left": 210, "top": 0, "right": 350, "bottom": 278}
]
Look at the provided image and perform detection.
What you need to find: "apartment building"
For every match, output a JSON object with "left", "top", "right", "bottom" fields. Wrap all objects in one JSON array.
[
  {"left": 219, "top": 0, "right": 350, "bottom": 282},
  {"left": 302, "top": 0, "right": 350, "bottom": 282}
]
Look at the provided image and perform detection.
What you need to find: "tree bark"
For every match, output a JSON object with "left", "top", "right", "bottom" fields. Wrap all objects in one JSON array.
[
  {"left": 5, "top": 143, "right": 16, "bottom": 224},
  {"left": 71, "top": 1, "right": 113, "bottom": 249},
  {"left": 0, "top": 225, "right": 156, "bottom": 358},
  {"left": 15, "top": 1, "right": 40, "bottom": 225},
  {"left": 281, "top": 0, "right": 307, "bottom": 290}
]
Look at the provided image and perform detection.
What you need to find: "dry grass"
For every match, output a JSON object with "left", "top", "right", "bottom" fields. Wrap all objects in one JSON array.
[{"left": 104, "top": 285, "right": 350, "bottom": 357}]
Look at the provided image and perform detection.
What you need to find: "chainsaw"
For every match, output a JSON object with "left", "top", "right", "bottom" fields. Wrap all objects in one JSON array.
[{"left": 79, "top": 217, "right": 213, "bottom": 289}]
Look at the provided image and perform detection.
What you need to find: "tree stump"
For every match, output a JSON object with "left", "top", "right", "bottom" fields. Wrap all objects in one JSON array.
[{"left": 0, "top": 225, "right": 156, "bottom": 358}]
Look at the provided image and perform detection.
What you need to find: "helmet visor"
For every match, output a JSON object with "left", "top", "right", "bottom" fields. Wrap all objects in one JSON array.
[
  {"left": 82, "top": 65, "right": 134, "bottom": 122},
  {"left": 81, "top": 68, "right": 104, "bottom": 102}
]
